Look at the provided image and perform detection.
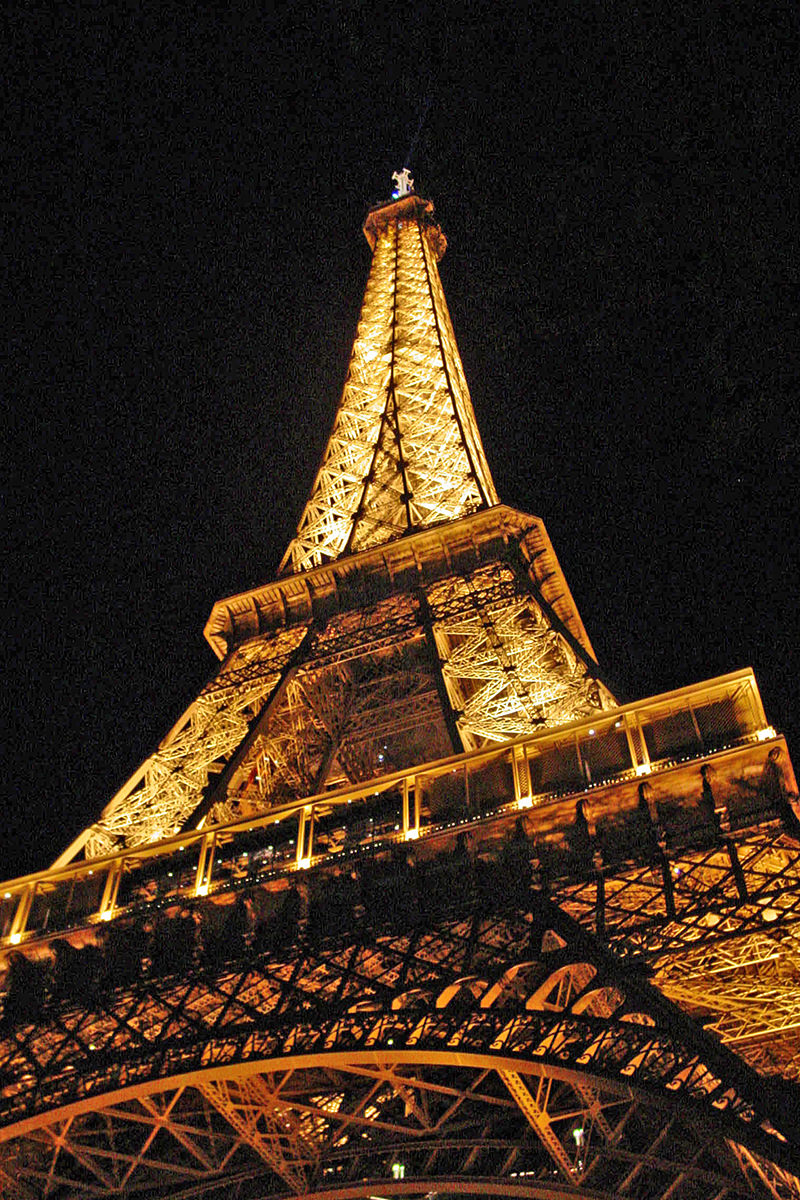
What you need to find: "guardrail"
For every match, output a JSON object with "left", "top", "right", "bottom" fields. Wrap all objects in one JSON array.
[{"left": 0, "top": 669, "right": 790, "bottom": 951}]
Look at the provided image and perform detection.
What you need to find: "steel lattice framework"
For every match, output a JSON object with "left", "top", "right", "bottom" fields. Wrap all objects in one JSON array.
[
  {"left": 2, "top": 855, "right": 800, "bottom": 1199},
  {"left": 67, "top": 523, "right": 612, "bottom": 860},
  {"left": 2, "top": 185, "right": 799, "bottom": 1198},
  {"left": 280, "top": 194, "right": 498, "bottom": 575}
]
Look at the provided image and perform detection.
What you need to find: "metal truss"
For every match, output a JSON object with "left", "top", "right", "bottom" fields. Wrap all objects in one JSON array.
[
  {"left": 208, "top": 642, "right": 445, "bottom": 824},
  {"left": 551, "top": 826, "right": 800, "bottom": 1076},
  {"left": 210, "top": 562, "right": 607, "bottom": 816},
  {"left": 9, "top": 184, "right": 797, "bottom": 1199},
  {"left": 1, "top": 876, "right": 799, "bottom": 1198},
  {"left": 54, "top": 190, "right": 607, "bottom": 860},
  {"left": 427, "top": 563, "right": 606, "bottom": 745},
  {"left": 281, "top": 195, "right": 499, "bottom": 575},
  {"left": 74, "top": 629, "right": 308, "bottom": 859},
  {"left": 63, "top": 551, "right": 608, "bottom": 857}
]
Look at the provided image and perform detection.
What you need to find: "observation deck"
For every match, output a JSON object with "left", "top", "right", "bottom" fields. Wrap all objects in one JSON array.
[{"left": 1, "top": 668, "right": 793, "bottom": 958}]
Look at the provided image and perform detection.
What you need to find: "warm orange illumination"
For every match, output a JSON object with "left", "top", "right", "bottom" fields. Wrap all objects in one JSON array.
[{"left": 282, "top": 196, "right": 498, "bottom": 576}]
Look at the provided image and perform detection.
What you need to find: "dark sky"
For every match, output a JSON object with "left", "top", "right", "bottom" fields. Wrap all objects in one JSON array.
[{"left": 4, "top": 5, "right": 798, "bottom": 881}]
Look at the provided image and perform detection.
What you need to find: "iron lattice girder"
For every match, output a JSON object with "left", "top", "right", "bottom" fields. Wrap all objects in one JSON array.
[
  {"left": 0, "top": 1075, "right": 794, "bottom": 1200},
  {"left": 555, "top": 829, "right": 800, "bottom": 961},
  {"left": 282, "top": 195, "right": 498, "bottom": 575},
  {"left": 77, "top": 628, "right": 309, "bottom": 859},
  {"left": 67, "top": 553, "right": 605, "bottom": 857},
  {"left": 1, "top": 1048, "right": 798, "bottom": 1196},
  {"left": 199, "top": 1077, "right": 311, "bottom": 1192},
  {"left": 5, "top": 1077, "right": 796, "bottom": 1200},
  {"left": 204, "top": 506, "right": 598, "bottom": 668},
  {"left": 4, "top": 822, "right": 800, "bottom": 1196},
  {"left": 426, "top": 564, "right": 603, "bottom": 742},
  {"left": 548, "top": 826, "right": 800, "bottom": 1072},
  {"left": 254, "top": 559, "right": 604, "bottom": 763},
  {"left": 1, "top": 892, "right": 798, "bottom": 1178}
]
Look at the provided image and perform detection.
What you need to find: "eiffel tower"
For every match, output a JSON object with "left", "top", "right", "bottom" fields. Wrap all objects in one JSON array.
[{"left": 2, "top": 173, "right": 800, "bottom": 1199}]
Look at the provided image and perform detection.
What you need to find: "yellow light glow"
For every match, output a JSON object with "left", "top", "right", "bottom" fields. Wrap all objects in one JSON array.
[
  {"left": 196, "top": 883, "right": 209, "bottom": 896},
  {"left": 635, "top": 764, "right": 652, "bottom": 777},
  {"left": 757, "top": 726, "right": 777, "bottom": 741},
  {"left": 517, "top": 797, "right": 533, "bottom": 809},
  {"left": 404, "top": 829, "right": 420, "bottom": 841},
  {"left": 298, "top": 858, "right": 311, "bottom": 870},
  {"left": 100, "top": 910, "right": 113, "bottom": 922},
  {"left": 9, "top": 933, "right": 21, "bottom": 945}
]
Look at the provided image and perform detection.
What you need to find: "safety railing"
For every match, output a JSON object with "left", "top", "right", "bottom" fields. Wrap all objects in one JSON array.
[{"left": 0, "top": 669, "right": 786, "bottom": 950}]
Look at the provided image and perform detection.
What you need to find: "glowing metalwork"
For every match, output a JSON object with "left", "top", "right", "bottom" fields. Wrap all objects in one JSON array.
[
  {"left": 281, "top": 194, "right": 499, "bottom": 575},
  {"left": 427, "top": 563, "right": 607, "bottom": 745},
  {"left": 1, "top": 184, "right": 798, "bottom": 1199},
  {"left": 68, "top": 628, "right": 308, "bottom": 860},
  {"left": 2, "top": 863, "right": 800, "bottom": 1197}
]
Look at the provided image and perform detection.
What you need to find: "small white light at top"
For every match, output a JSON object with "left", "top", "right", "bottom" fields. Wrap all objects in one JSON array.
[
  {"left": 588, "top": 728, "right": 595, "bottom": 736},
  {"left": 3, "top": 892, "right": 10, "bottom": 899}
]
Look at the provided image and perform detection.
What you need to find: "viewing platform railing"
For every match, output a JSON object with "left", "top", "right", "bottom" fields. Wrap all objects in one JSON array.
[{"left": 0, "top": 669, "right": 792, "bottom": 952}]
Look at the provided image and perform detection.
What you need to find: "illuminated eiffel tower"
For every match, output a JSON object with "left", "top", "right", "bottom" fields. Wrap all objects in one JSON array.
[{"left": 2, "top": 172, "right": 800, "bottom": 1199}]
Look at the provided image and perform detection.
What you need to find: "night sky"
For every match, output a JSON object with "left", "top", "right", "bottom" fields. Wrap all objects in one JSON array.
[{"left": 4, "top": 6, "right": 798, "bottom": 882}]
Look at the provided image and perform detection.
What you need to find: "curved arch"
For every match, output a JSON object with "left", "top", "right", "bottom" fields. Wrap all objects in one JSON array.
[
  {"left": 260, "top": 1178, "right": 613, "bottom": 1200},
  {"left": 526, "top": 961, "right": 598, "bottom": 1012},
  {"left": 0, "top": 1039, "right": 785, "bottom": 1165},
  {"left": 480, "top": 961, "right": 538, "bottom": 1008},
  {"left": 391, "top": 987, "right": 433, "bottom": 1011},
  {"left": 621, "top": 1010, "right": 657, "bottom": 1026},
  {"left": 436, "top": 976, "right": 488, "bottom": 1008},
  {"left": 572, "top": 985, "right": 625, "bottom": 1016},
  {"left": 0, "top": 1046, "right": 797, "bottom": 1200}
]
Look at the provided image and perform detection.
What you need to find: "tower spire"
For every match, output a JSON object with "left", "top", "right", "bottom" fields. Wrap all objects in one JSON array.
[{"left": 280, "top": 183, "right": 499, "bottom": 575}]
